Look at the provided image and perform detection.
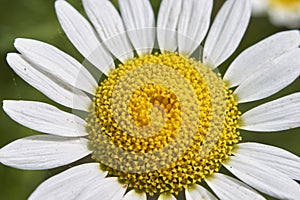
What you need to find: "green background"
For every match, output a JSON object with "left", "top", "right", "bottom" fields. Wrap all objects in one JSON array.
[{"left": 0, "top": 0, "right": 299, "bottom": 199}]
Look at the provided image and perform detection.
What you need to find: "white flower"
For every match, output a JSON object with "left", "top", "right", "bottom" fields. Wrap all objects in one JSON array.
[
  {"left": 252, "top": 0, "right": 300, "bottom": 28},
  {"left": 1, "top": 0, "right": 300, "bottom": 199}
]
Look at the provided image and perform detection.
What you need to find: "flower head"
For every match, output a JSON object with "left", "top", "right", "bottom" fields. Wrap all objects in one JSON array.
[{"left": 1, "top": 0, "right": 300, "bottom": 199}]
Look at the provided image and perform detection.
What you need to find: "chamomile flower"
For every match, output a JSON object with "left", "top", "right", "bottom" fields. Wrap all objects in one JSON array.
[
  {"left": 252, "top": 0, "right": 300, "bottom": 28},
  {"left": 1, "top": 0, "right": 300, "bottom": 199}
]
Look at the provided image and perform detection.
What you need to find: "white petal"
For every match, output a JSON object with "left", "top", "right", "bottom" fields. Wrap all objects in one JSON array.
[
  {"left": 55, "top": 0, "right": 114, "bottom": 74},
  {"left": 0, "top": 135, "right": 90, "bottom": 170},
  {"left": 29, "top": 163, "right": 107, "bottom": 200},
  {"left": 185, "top": 184, "right": 217, "bottom": 200},
  {"left": 118, "top": 0, "right": 155, "bottom": 56},
  {"left": 82, "top": 0, "right": 133, "bottom": 62},
  {"left": 158, "top": 194, "right": 176, "bottom": 200},
  {"left": 236, "top": 143, "right": 300, "bottom": 180},
  {"left": 3, "top": 100, "right": 87, "bottom": 137},
  {"left": 224, "top": 30, "right": 300, "bottom": 87},
  {"left": 6, "top": 53, "right": 91, "bottom": 111},
  {"left": 122, "top": 190, "right": 147, "bottom": 200},
  {"left": 157, "top": 0, "right": 182, "bottom": 52},
  {"left": 77, "top": 177, "right": 127, "bottom": 200},
  {"left": 240, "top": 93, "right": 300, "bottom": 132},
  {"left": 206, "top": 173, "right": 265, "bottom": 200},
  {"left": 224, "top": 154, "right": 300, "bottom": 199},
  {"left": 234, "top": 48, "right": 300, "bottom": 103},
  {"left": 203, "top": 0, "right": 251, "bottom": 68},
  {"left": 177, "top": 0, "right": 213, "bottom": 56},
  {"left": 14, "top": 38, "right": 97, "bottom": 94}
]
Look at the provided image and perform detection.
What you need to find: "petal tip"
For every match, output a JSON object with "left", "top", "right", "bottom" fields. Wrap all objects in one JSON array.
[
  {"left": 6, "top": 53, "right": 14, "bottom": 61},
  {"left": 2, "top": 100, "right": 10, "bottom": 112},
  {"left": 14, "top": 38, "right": 33, "bottom": 49}
]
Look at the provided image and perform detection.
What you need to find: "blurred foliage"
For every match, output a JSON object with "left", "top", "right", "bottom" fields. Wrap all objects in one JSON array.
[{"left": 0, "top": 0, "right": 299, "bottom": 199}]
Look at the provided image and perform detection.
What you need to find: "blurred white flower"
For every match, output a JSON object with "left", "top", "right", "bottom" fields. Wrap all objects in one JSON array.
[{"left": 252, "top": 0, "right": 300, "bottom": 28}]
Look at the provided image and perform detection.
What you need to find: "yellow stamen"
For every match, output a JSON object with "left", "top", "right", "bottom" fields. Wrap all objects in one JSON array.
[
  {"left": 86, "top": 53, "right": 241, "bottom": 196},
  {"left": 269, "top": 0, "right": 300, "bottom": 11}
]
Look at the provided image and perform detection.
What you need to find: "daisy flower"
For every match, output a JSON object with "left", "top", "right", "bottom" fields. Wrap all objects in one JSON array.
[
  {"left": 251, "top": 0, "right": 300, "bottom": 28},
  {"left": 1, "top": 0, "right": 300, "bottom": 199}
]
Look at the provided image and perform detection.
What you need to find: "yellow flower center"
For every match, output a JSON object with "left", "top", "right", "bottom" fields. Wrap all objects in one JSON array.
[
  {"left": 86, "top": 52, "right": 241, "bottom": 196},
  {"left": 269, "top": 0, "right": 300, "bottom": 11}
]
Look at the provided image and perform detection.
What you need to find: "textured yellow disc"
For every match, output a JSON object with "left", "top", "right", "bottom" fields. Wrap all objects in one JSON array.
[{"left": 86, "top": 52, "right": 241, "bottom": 196}]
